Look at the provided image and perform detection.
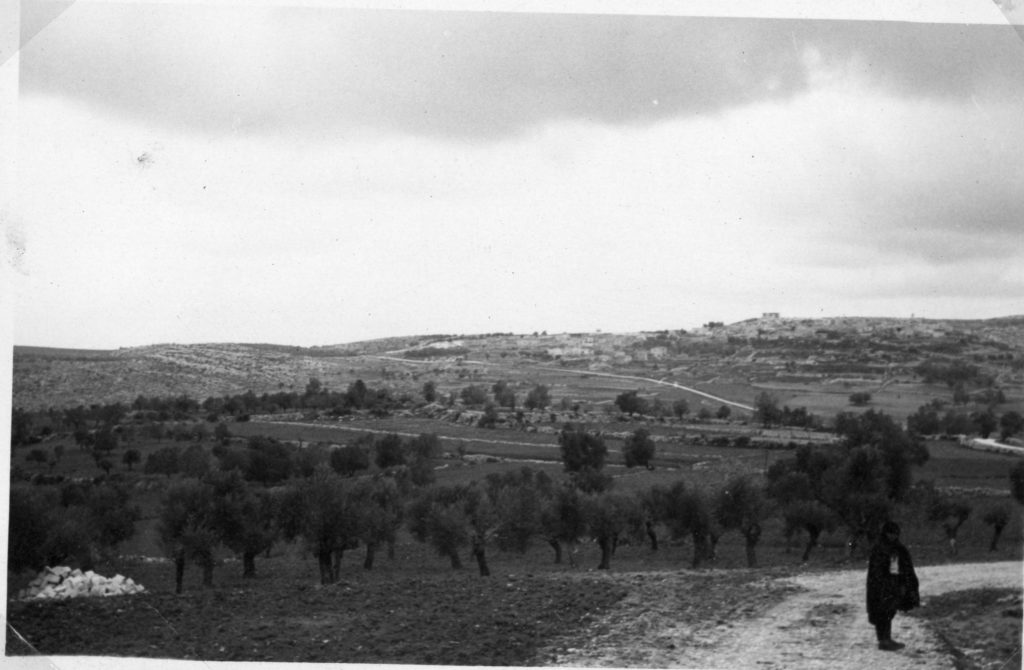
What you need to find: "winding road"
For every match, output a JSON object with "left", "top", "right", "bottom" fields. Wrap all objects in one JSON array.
[{"left": 372, "top": 355, "right": 755, "bottom": 412}]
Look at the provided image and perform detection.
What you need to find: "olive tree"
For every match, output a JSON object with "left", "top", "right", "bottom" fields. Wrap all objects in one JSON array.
[
  {"left": 558, "top": 423, "right": 608, "bottom": 473},
  {"left": 754, "top": 392, "right": 782, "bottom": 427},
  {"left": 349, "top": 477, "right": 404, "bottom": 569},
  {"left": 714, "top": 475, "right": 769, "bottom": 567},
  {"left": 614, "top": 390, "right": 648, "bottom": 416},
  {"left": 928, "top": 496, "right": 972, "bottom": 556},
  {"left": 524, "top": 384, "right": 551, "bottom": 410},
  {"left": 582, "top": 492, "right": 644, "bottom": 570},
  {"left": 658, "top": 481, "right": 714, "bottom": 568},
  {"left": 145, "top": 446, "right": 181, "bottom": 478},
  {"left": 330, "top": 444, "right": 370, "bottom": 477},
  {"left": 8, "top": 488, "right": 52, "bottom": 573},
  {"left": 1012, "top": 461, "right": 1024, "bottom": 505},
  {"left": 158, "top": 479, "right": 220, "bottom": 593},
  {"left": 278, "top": 465, "right": 358, "bottom": 585},
  {"left": 622, "top": 428, "right": 656, "bottom": 469},
  {"left": 373, "top": 433, "right": 406, "bottom": 470},
  {"left": 407, "top": 483, "right": 497, "bottom": 576},
  {"left": 539, "top": 482, "right": 588, "bottom": 565},
  {"left": 1000, "top": 411, "right": 1024, "bottom": 441},
  {"left": 782, "top": 500, "right": 838, "bottom": 562},
  {"left": 207, "top": 470, "right": 279, "bottom": 578},
  {"left": 982, "top": 504, "right": 1011, "bottom": 552},
  {"left": 122, "top": 448, "right": 141, "bottom": 470},
  {"left": 484, "top": 467, "right": 552, "bottom": 555}
]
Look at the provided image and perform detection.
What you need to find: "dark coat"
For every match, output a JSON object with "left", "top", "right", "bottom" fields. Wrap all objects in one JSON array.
[{"left": 866, "top": 536, "right": 920, "bottom": 625}]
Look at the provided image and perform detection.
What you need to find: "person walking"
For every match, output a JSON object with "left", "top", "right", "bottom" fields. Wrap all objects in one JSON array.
[{"left": 866, "top": 520, "right": 920, "bottom": 651}]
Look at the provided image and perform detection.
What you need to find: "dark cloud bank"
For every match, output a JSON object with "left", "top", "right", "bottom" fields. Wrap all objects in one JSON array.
[{"left": 21, "top": 6, "right": 1024, "bottom": 139}]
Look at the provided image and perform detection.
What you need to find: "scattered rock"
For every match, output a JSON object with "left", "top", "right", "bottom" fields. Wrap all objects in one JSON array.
[{"left": 17, "top": 566, "right": 146, "bottom": 601}]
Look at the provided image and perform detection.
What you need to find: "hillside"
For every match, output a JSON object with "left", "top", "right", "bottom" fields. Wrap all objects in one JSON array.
[{"left": 11, "top": 315, "right": 1024, "bottom": 415}]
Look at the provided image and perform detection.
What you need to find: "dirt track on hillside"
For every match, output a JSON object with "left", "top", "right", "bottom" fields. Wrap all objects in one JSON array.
[{"left": 544, "top": 561, "right": 1023, "bottom": 669}]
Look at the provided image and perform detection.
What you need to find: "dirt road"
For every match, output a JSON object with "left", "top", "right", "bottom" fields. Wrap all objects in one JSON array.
[{"left": 545, "top": 561, "right": 1022, "bottom": 669}]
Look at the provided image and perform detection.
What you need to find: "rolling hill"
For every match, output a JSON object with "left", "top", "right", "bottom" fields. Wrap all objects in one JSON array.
[{"left": 11, "top": 315, "right": 1024, "bottom": 417}]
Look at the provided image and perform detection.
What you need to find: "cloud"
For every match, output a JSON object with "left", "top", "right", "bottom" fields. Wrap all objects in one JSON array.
[
  {"left": 20, "top": 6, "right": 1024, "bottom": 140},
  {"left": 12, "top": 6, "right": 1024, "bottom": 347}
]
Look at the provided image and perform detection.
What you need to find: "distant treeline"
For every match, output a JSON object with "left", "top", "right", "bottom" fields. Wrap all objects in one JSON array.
[
  {"left": 403, "top": 346, "right": 470, "bottom": 359},
  {"left": 10, "top": 378, "right": 408, "bottom": 446}
]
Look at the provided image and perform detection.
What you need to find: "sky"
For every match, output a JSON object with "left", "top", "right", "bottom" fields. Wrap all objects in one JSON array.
[{"left": 4, "top": 0, "right": 1024, "bottom": 349}]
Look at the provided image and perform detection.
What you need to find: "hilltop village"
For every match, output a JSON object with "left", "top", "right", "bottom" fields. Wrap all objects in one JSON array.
[{"left": 12, "top": 315, "right": 1024, "bottom": 420}]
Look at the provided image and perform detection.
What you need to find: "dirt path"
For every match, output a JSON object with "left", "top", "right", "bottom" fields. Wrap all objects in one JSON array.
[
  {"left": 372, "top": 353, "right": 755, "bottom": 411},
  {"left": 544, "top": 561, "right": 1022, "bottom": 669},
  {"left": 519, "top": 365, "right": 755, "bottom": 412}
]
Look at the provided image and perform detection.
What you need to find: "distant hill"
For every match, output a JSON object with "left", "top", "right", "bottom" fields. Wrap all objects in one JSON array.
[{"left": 11, "top": 315, "right": 1024, "bottom": 411}]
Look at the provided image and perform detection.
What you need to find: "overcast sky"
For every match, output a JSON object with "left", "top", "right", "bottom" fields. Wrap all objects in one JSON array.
[{"left": 5, "top": 0, "right": 1024, "bottom": 349}]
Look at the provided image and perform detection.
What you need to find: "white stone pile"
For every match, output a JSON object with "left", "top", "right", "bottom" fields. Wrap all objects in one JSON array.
[{"left": 16, "top": 566, "right": 146, "bottom": 601}]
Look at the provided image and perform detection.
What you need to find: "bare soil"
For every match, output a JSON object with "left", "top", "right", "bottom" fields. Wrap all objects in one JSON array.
[
  {"left": 6, "top": 560, "right": 1020, "bottom": 668},
  {"left": 6, "top": 569, "right": 628, "bottom": 664}
]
